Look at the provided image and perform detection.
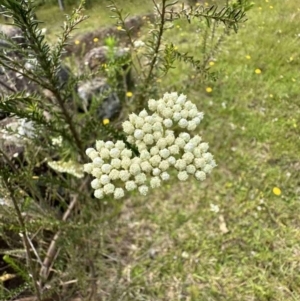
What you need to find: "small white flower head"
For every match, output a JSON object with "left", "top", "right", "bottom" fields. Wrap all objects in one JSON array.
[
  {"left": 193, "top": 147, "right": 202, "bottom": 158},
  {"left": 152, "top": 168, "right": 161, "bottom": 176},
  {"left": 173, "top": 104, "right": 182, "bottom": 112},
  {"left": 165, "top": 133, "right": 175, "bottom": 145},
  {"left": 94, "top": 189, "right": 104, "bottom": 199},
  {"left": 190, "top": 135, "right": 202, "bottom": 145},
  {"left": 186, "top": 164, "right": 196, "bottom": 174},
  {"left": 121, "top": 148, "right": 132, "bottom": 158},
  {"left": 199, "top": 142, "right": 209, "bottom": 152},
  {"left": 163, "top": 118, "right": 173, "bottom": 128},
  {"left": 153, "top": 131, "right": 163, "bottom": 140},
  {"left": 86, "top": 147, "right": 96, "bottom": 157},
  {"left": 119, "top": 170, "right": 131, "bottom": 181},
  {"left": 173, "top": 112, "right": 182, "bottom": 122},
  {"left": 175, "top": 159, "right": 186, "bottom": 171},
  {"left": 125, "top": 181, "right": 137, "bottom": 191},
  {"left": 122, "top": 120, "right": 135, "bottom": 134},
  {"left": 178, "top": 118, "right": 188, "bottom": 128},
  {"left": 150, "top": 177, "right": 161, "bottom": 188},
  {"left": 149, "top": 155, "right": 162, "bottom": 167},
  {"left": 180, "top": 109, "right": 189, "bottom": 119},
  {"left": 182, "top": 152, "right": 194, "bottom": 164},
  {"left": 135, "top": 173, "right": 147, "bottom": 185},
  {"left": 178, "top": 171, "right": 189, "bottom": 181},
  {"left": 129, "top": 163, "right": 141, "bottom": 176},
  {"left": 91, "top": 179, "right": 101, "bottom": 189},
  {"left": 184, "top": 142, "right": 195, "bottom": 152},
  {"left": 159, "top": 148, "right": 170, "bottom": 159},
  {"left": 142, "top": 123, "right": 153, "bottom": 134},
  {"left": 115, "top": 141, "right": 126, "bottom": 150},
  {"left": 187, "top": 121, "right": 197, "bottom": 131},
  {"left": 139, "top": 109, "right": 148, "bottom": 118},
  {"left": 167, "top": 156, "right": 176, "bottom": 165},
  {"left": 135, "top": 116, "right": 144, "bottom": 128},
  {"left": 100, "top": 174, "right": 110, "bottom": 185},
  {"left": 203, "top": 164, "right": 213, "bottom": 173},
  {"left": 188, "top": 108, "right": 198, "bottom": 118},
  {"left": 157, "top": 138, "right": 167, "bottom": 150},
  {"left": 109, "top": 169, "right": 120, "bottom": 180},
  {"left": 110, "top": 148, "right": 120, "bottom": 158},
  {"left": 100, "top": 148, "right": 110, "bottom": 160},
  {"left": 114, "top": 188, "right": 125, "bottom": 199},
  {"left": 93, "top": 157, "right": 104, "bottom": 168},
  {"left": 176, "top": 93, "right": 187, "bottom": 105},
  {"left": 175, "top": 137, "right": 185, "bottom": 149},
  {"left": 91, "top": 168, "right": 102, "bottom": 178},
  {"left": 111, "top": 158, "right": 121, "bottom": 169},
  {"left": 184, "top": 100, "right": 194, "bottom": 110},
  {"left": 138, "top": 185, "right": 149, "bottom": 196},
  {"left": 161, "top": 108, "right": 173, "bottom": 119},
  {"left": 143, "top": 133, "right": 154, "bottom": 145},
  {"left": 95, "top": 141, "right": 105, "bottom": 151},
  {"left": 133, "top": 40, "right": 145, "bottom": 48},
  {"left": 103, "top": 183, "right": 115, "bottom": 195},
  {"left": 136, "top": 141, "right": 147, "bottom": 151},
  {"left": 127, "top": 135, "right": 135, "bottom": 144},
  {"left": 101, "top": 164, "right": 112, "bottom": 174},
  {"left": 195, "top": 170, "right": 206, "bottom": 181},
  {"left": 141, "top": 161, "right": 152, "bottom": 173},
  {"left": 159, "top": 160, "right": 169, "bottom": 171},
  {"left": 150, "top": 146, "right": 159, "bottom": 156},
  {"left": 153, "top": 122, "right": 163, "bottom": 132},
  {"left": 86, "top": 149, "right": 99, "bottom": 160},
  {"left": 145, "top": 115, "right": 155, "bottom": 124},
  {"left": 140, "top": 150, "right": 151, "bottom": 161},
  {"left": 134, "top": 129, "right": 144, "bottom": 140},
  {"left": 129, "top": 113, "right": 138, "bottom": 124},
  {"left": 148, "top": 99, "right": 158, "bottom": 111},
  {"left": 203, "top": 152, "right": 214, "bottom": 162},
  {"left": 194, "top": 158, "right": 206, "bottom": 169},
  {"left": 179, "top": 132, "right": 190, "bottom": 142},
  {"left": 168, "top": 145, "right": 180, "bottom": 155},
  {"left": 161, "top": 171, "right": 170, "bottom": 181},
  {"left": 83, "top": 163, "right": 93, "bottom": 173},
  {"left": 105, "top": 141, "right": 114, "bottom": 150},
  {"left": 121, "top": 157, "right": 131, "bottom": 170}
]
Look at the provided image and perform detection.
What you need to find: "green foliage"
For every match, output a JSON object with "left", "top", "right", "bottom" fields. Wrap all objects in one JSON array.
[{"left": 0, "top": 0, "right": 249, "bottom": 299}]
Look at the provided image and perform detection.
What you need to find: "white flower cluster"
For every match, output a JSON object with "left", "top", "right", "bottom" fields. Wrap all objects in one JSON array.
[
  {"left": 84, "top": 92, "right": 216, "bottom": 199},
  {"left": 48, "top": 160, "right": 84, "bottom": 179}
]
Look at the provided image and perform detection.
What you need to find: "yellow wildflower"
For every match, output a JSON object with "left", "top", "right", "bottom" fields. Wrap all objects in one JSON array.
[
  {"left": 258, "top": 7, "right": 262, "bottom": 10},
  {"left": 272, "top": 187, "right": 281, "bottom": 196},
  {"left": 93, "top": 37, "right": 99, "bottom": 43},
  {"left": 255, "top": 68, "right": 262, "bottom": 74},
  {"left": 75, "top": 40, "right": 80, "bottom": 45},
  {"left": 103, "top": 119, "right": 110, "bottom": 125},
  {"left": 206, "top": 87, "right": 213, "bottom": 93},
  {"left": 270, "top": 5, "right": 273, "bottom": 9},
  {"left": 176, "top": 25, "right": 180, "bottom": 29},
  {"left": 292, "top": 78, "right": 296, "bottom": 82},
  {"left": 246, "top": 55, "right": 251, "bottom": 60},
  {"left": 269, "top": 94, "right": 273, "bottom": 98},
  {"left": 209, "top": 61, "right": 215, "bottom": 66},
  {"left": 126, "top": 91, "right": 133, "bottom": 97},
  {"left": 117, "top": 26, "right": 122, "bottom": 31},
  {"left": 289, "top": 57, "right": 293, "bottom": 61}
]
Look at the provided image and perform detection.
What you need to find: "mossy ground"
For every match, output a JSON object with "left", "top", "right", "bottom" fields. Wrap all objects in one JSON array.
[{"left": 4, "top": 0, "right": 300, "bottom": 300}]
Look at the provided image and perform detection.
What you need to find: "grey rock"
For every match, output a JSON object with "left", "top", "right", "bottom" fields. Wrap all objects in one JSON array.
[
  {"left": 83, "top": 46, "right": 130, "bottom": 71},
  {"left": 77, "top": 77, "right": 121, "bottom": 120}
]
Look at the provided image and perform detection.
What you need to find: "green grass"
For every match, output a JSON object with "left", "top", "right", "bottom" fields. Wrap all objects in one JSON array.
[
  {"left": 92, "top": 1, "right": 300, "bottom": 300},
  {"left": 7, "top": 0, "right": 300, "bottom": 300}
]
